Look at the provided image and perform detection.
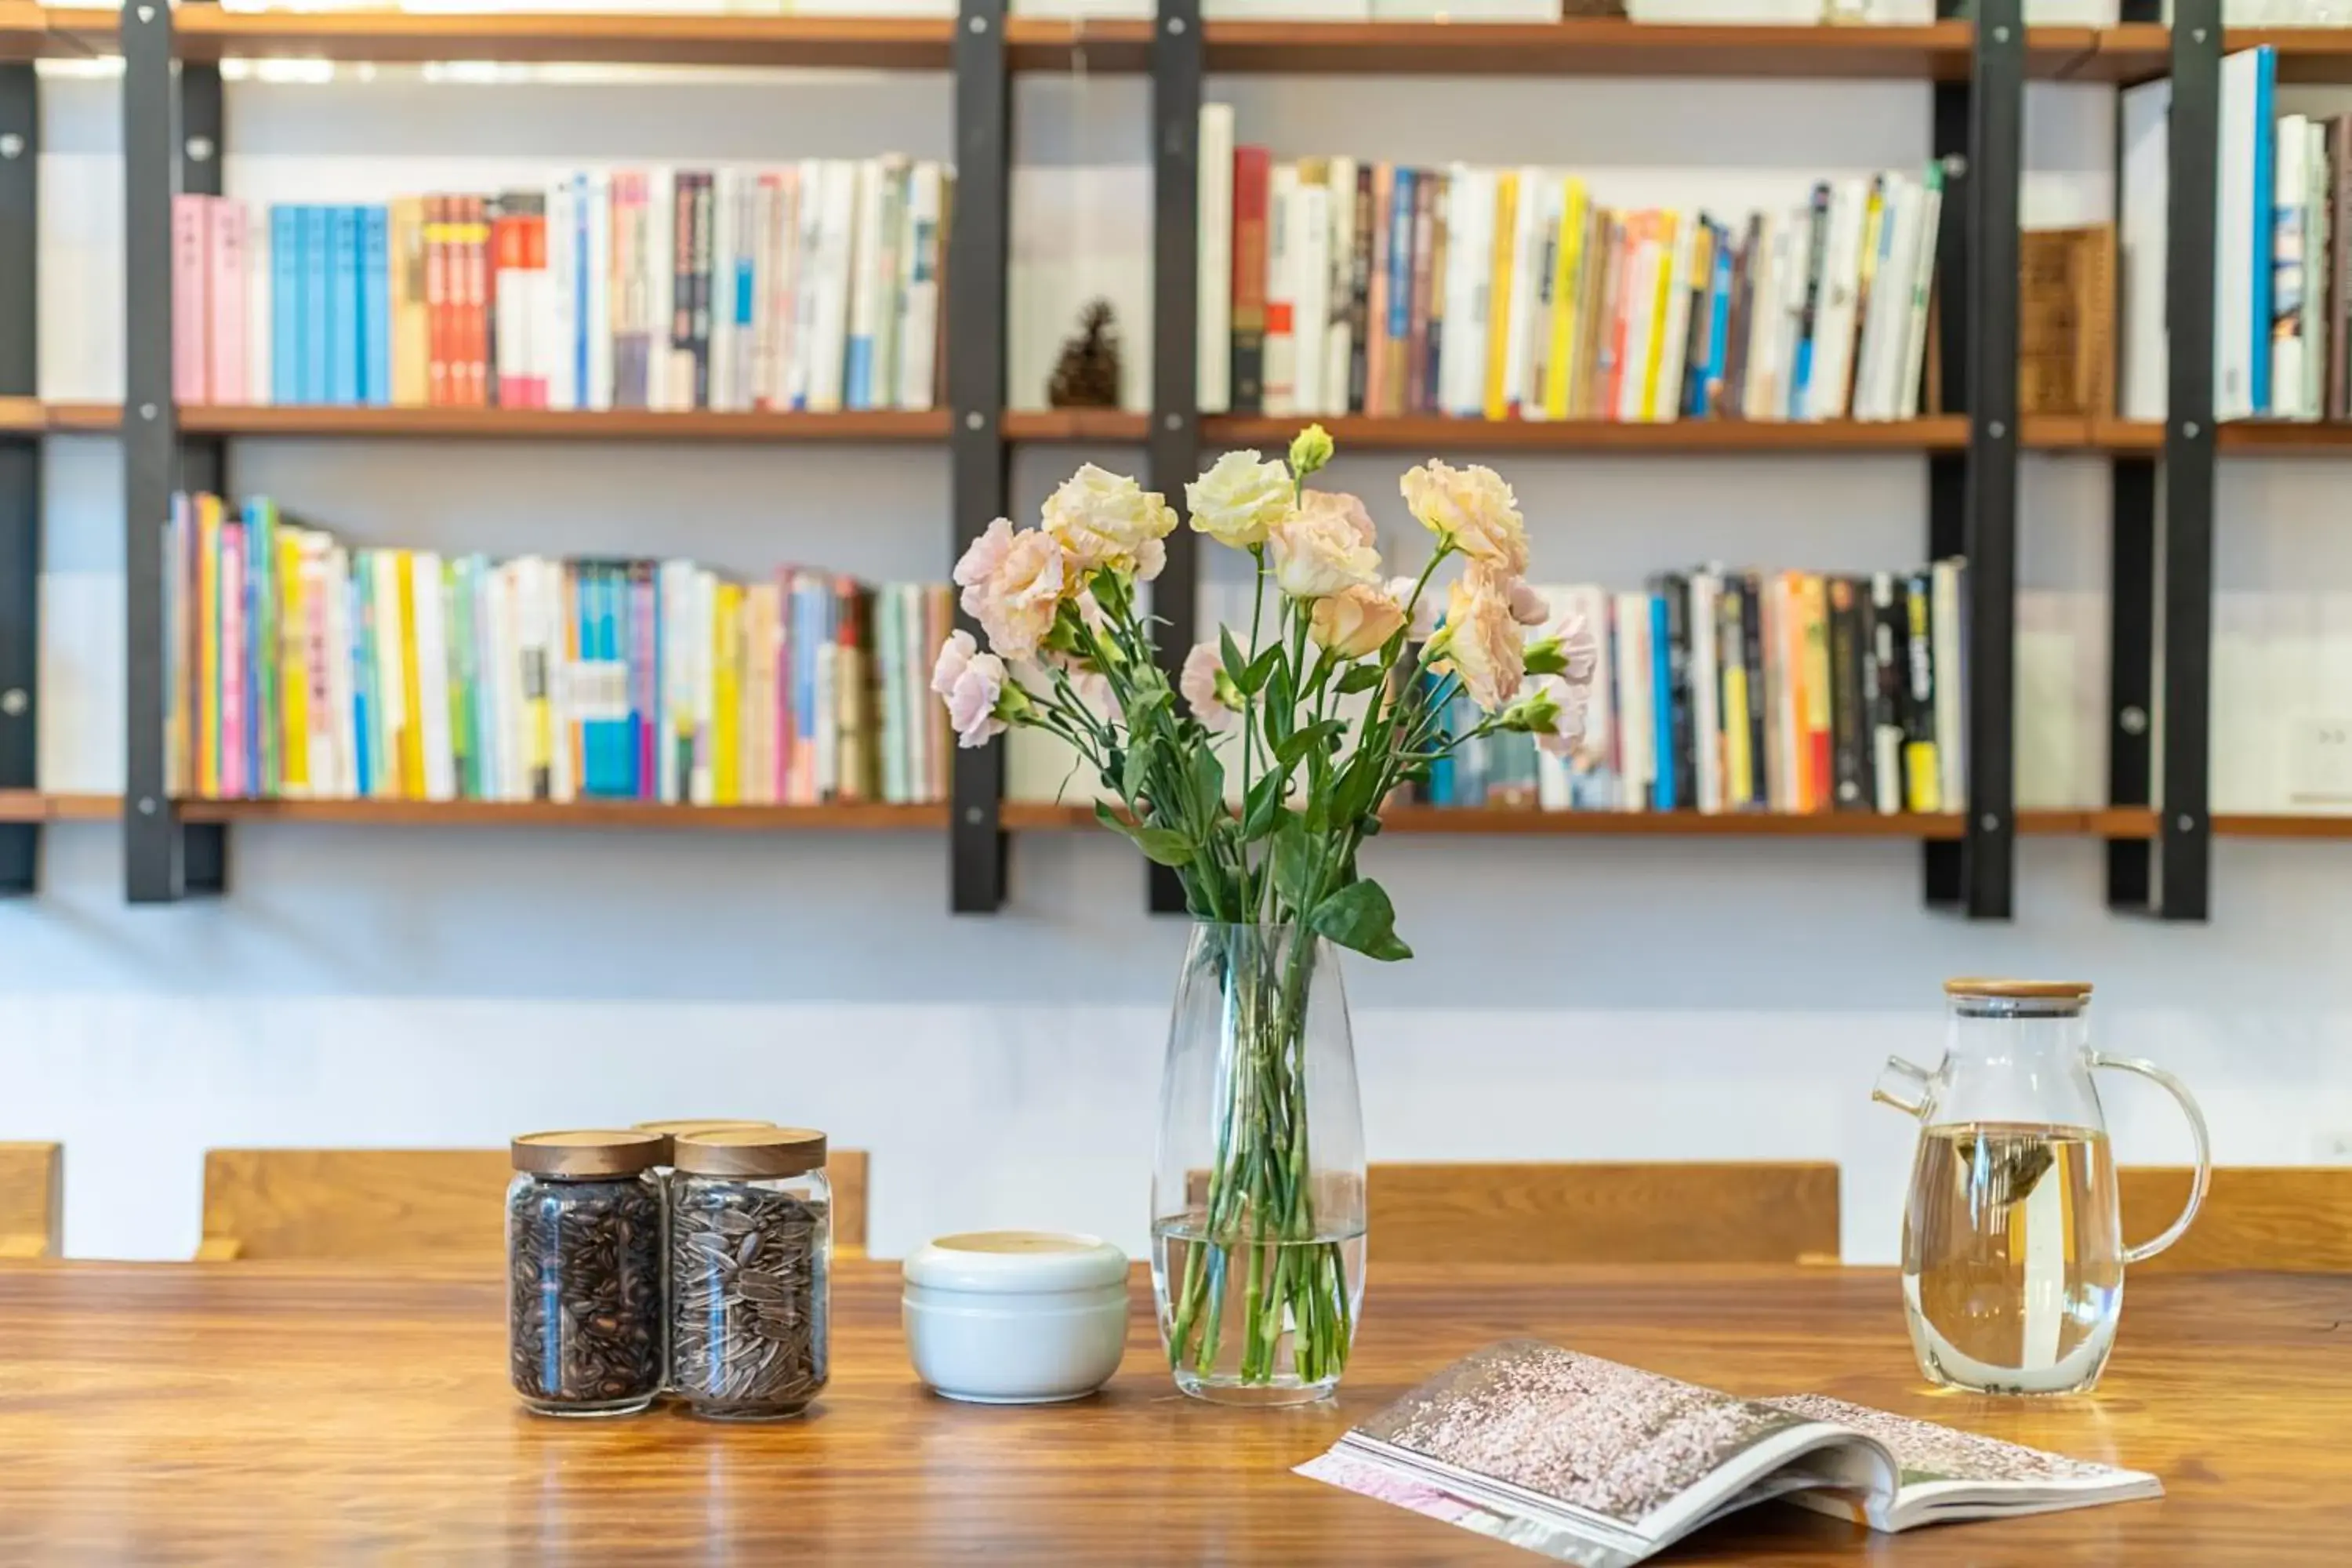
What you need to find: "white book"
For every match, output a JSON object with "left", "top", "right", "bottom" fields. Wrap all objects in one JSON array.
[
  {"left": 765, "top": 168, "right": 797, "bottom": 410},
  {"left": 1446, "top": 167, "right": 1494, "bottom": 418},
  {"left": 2215, "top": 47, "right": 2270, "bottom": 421},
  {"left": 1690, "top": 571, "right": 1723, "bottom": 814},
  {"left": 1933, "top": 559, "right": 1965, "bottom": 812},
  {"left": 710, "top": 169, "right": 741, "bottom": 412},
  {"left": 1521, "top": 174, "right": 1565, "bottom": 419},
  {"left": 1264, "top": 162, "right": 1299, "bottom": 416},
  {"left": 1501, "top": 165, "right": 1546, "bottom": 416},
  {"left": 843, "top": 159, "right": 887, "bottom": 412},
  {"left": 2118, "top": 79, "right": 2172, "bottom": 421},
  {"left": 246, "top": 204, "right": 272, "bottom": 406},
  {"left": 1807, "top": 178, "right": 1870, "bottom": 420},
  {"left": 1898, "top": 171, "right": 1944, "bottom": 419},
  {"left": 815, "top": 636, "right": 840, "bottom": 800},
  {"left": 1777, "top": 201, "right": 1817, "bottom": 420},
  {"left": 319, "top": 544, "right": 353, "bottom": 797},
  {"left": 1651, "top": 214, "right": 1699, "bottom": 423},
  {"left": 872, "top": 157, "right": 909, "bottom": 411},
  {"left": 643, "top": 169, "right": 676, "bottom": 412},
  {"left": 809, "top": 161, "right": 858, "bottom": 413},
  {"left": 1612, "top": 590, "right": 1654, "bottom": 811},
  {"left": 1744, "top": 212, "right": 1784, "bottom": 420},
  {"left": 898, "top": 162, "right": 945, "bottom": 412},
  {"left": 655, "top": 562, "right": 682, "bottom": 803},
  {"left": 477, "top": 564, "right": 510, "bottom": 800},
  {"left": 545, "top": 176, "right": 579, "bottom": 411},
  {"left": 747, "top": 174, "right": 775, "bottom": 410},
  {"left": 408, "top": 552, "right": 454, "bottom": 802},
  {"left": 2309, "top": 119, "right": 2331, "bottom": 423},
  {"left": 2274, "top": 116, "right": 2312, "bottom": 419},
  {"left": 1615, "top": 224, "right": 1663, "bottom": 423},
  {"left": 1323, "top": 157, "right": 1356, "bottom": 416},
  {"left": 786, "top": 158, "right": 824, "bottom": 410},
  {"left": 1197, "top": 103, "right": 1236, "bottom": 416},
  {"left": 1857, "top": 176, "right": 1917, "bottom": 422},
  {"left": 1294, "top": 180, "right": 1332, "bottom": 418},
  {"left": 585, "top": 170, "right": 613, "bottom": 411}
]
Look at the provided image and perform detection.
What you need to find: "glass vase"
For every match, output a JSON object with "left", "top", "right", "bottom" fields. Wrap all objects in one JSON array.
[{"left": 1150, "top": 922, "right": 1367, "bottom": 1406}]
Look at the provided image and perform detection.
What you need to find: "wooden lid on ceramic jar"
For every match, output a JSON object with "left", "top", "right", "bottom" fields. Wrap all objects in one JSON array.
[
  {"left": 631, "top": 1118, "right": 776, "bottom": 1139},
  {"left": 672, "top": 1127, "right": 826, "bottom": 1178},
  {"left": 510, "top": 1129, "right": 667, "bottom": 1177}
]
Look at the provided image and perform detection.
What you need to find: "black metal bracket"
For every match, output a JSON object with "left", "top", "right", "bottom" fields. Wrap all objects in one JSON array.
[
  {"left": 123, "top": 0, "right": 227, "bottom": 900},
  {"left": 1145, "top": 0, "right": 1203, "bottom": 917},
  {"left": 948, "top": 0, "right": 1011, "bottom": 913},
  {"left": 0, "top": 62, "right": 38, "bottom": 894},
  {"left": 2108, "top": 0, "right": 2216, "bottom": 920}
]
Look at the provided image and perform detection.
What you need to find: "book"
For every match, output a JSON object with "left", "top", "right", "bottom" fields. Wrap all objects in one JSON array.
[
  {"left": 1903, "top": 570, "right": 1940, "bottom": 813},
  {"left": 1828, "top": 575, "right": 1869, "bottom": 810},
  {"left": 1230, "top": 145, "right": 1272, "bottom": 414},
  {"left": 2119, "top": 78, "right": 2172, "bottom": 420},
  {"left": 2215, "top": 46, "right": 2275, "bottom": 420},
  {"left": 1299, "top": 1340, "right": 2160, "bottom": 1566},
  {"left": 1196, "top": 104, "right": 1236, "bottom": 415}
]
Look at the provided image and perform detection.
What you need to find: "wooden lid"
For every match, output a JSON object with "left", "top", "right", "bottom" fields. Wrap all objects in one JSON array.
[
  {"left": 510, "top": 1129, "right": 666, "bottom": 1177},
  {"left": 1944, "top": 978, "right": 2093, "bottom": 1002},
  {"left": 631, "top": 1118, "right": 775, "bottom": 1139},
  {"left": 672, "top": 1127, "right": 826, "bottom": 1178}
]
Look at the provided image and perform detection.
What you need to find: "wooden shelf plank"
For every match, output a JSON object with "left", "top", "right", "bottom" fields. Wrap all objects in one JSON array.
[
  {"left": 172, "top": 405, "right": 950, "bottom": 441},
  {"left": 2090, "top": 417, "right": 2352, "bottom": 455},
  {"left": 1203, "top": 414, "right": 1976, "bottom": 453},
  {"left": 1000, "top": 408, "right": 1152, "bottom": 443},
  {"left": 174, "top": 798, "right": 946, "bottom": 830},
  {"left": 1006, "top": 802, "right": 2111, "bottom": 837},
  {"left": 2091, "top": 24, "right": 2352, "bottom": 85},
  {"left": 0, "top": 790, "right": 121, "bottom": 823},
  {"left": 165, "top": 9, "right": 958, "bottom": 71},
  {"left": 0, "top": 394, "right": 45, "bottom": 434},
  {"left": 2212, "top": 813, "right": 2352, "bottom": 839}
]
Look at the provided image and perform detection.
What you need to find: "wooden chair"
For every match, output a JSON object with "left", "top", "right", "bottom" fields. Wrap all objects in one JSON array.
[
  {"left": 1367, "top": 1161, "right": 1842, "bottom": 1266},
  {"left": 0, "top": 1142, "right": 64, "bottom": 1260},
  {"left": 198, "top": 1147, "right": 871, "bottom": 1261},
  {"left": 2120, "top": 1166, "right": 2352, "bottom": 1274}
]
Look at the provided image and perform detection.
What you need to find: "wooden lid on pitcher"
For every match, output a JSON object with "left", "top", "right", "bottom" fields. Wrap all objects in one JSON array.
[{"left": 1944, "top": 978, "right": 2093, "bottom": 1001}]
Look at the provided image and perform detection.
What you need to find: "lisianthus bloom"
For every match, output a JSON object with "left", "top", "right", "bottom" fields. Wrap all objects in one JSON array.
[
  {"left": 1399, "top": 459, "right": 1527, "bottom": 575},
  {"left": 932, "top": 630, "right": 1021, "bottom": 748},
  {"left": 1501, "top": 676, "right": 1591, "bottom": 758},
  {"left": 1267, "top": 490, "right": 1381, "bottom": 599},
  {"left": 1043, "top": 463, "right": 1177, "bottom": 580},
  {"left": 1185, "top": 450, "right": 1294, "bottom": 549},
  {"left": 1310, "top": 582, "right": 1409, "bottom": 660},
  {"left": 1179, "top": 641, "right": 1240, "bottom": 732},
  {"left": 953, "top": 517, "right": 1066, "bottom": 662},
  {"left": 1430, "top": 570, "right": 1526, "bottom": 713}
]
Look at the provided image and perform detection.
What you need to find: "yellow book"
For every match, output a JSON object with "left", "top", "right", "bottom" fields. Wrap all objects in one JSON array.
[
  {"left": 1543, "top": 177, "right": 1587, "bottom": 420},
  {"left": 196, "top": 495, "right": 221, "bottom": 799},
  {"left": 1722, "top": 590, "right": 1753, "bottom": 809},
  {"left": 1903, "top": 579, "right": 1941, "bottom": 812},
  {"left": 278, "top": 532, "right": 310, "bottom": 796},
  {"left": 388, "top": 197, "right": 430, "bottom": 407},
  {"left": 1483, "top": 172, "right": 1519, "bottom": 422},
  {"left": 1798, "top": 573, "right": 1832, "bottom": 813},
  {"left": 396, "top": 550, "right": 426, "bottom": 799},
  {"left": 713, "top": 582, "right": 742, "bottom": 806},
  {"left": 1640, "top": 212, "right": 1681, "bottom": 421}
]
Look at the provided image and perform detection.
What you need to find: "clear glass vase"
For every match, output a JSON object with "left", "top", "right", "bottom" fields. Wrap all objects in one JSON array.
[{"left": 1150, "top": 922, "right": 1367, "bottom": 1406}]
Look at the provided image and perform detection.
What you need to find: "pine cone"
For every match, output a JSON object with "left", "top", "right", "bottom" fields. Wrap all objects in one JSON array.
[{"left": 1047, "top": 299, "right": 1123, "bottom": 409}]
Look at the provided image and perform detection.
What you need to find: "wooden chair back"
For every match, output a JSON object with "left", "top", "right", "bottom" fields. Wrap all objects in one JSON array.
[
  {"left": 199, "top": 1147, "right": 870, "bottom": 1261},
  {"left": 0, "top": 1142, "right": 63, "bottom": 1259},
  {"left": 1368, "top": 1161, "right": 1841, "bottom": 1266},
  {"left": 2120, "top": 1166, "right": 2352, "bottom": 1274}
]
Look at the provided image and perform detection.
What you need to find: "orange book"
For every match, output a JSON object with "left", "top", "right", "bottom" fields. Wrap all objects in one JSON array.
[
  {"left": 1364, "top": 162, "right": 1392, "bottom": 419},
  {"left": 1798, "top": 572, "right": 1833, "bottom": 811},
  {"left": 424, "top": 195, "right": 450, "bottom": 406},
  {"left": 522, "top": 205, "right": 549, "bottom": 408}
]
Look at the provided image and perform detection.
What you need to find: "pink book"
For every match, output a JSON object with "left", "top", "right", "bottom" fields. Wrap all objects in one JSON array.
[
  {"left": 220, "top": 519, "right": 245, "bottom": 798},
  {"left": 634, "top": 567, "right": 656, "bottom": 800},
  {"left": 774, "top": 567, "right": 796, "bottom": 804},
  {"left": 173, "top": 195, "right": 210, "bottom": 405},
  {"left": 209, "top": 198, "right": 245, "bottom": 405}
]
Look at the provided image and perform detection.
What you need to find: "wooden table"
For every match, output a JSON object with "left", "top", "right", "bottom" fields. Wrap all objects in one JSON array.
[{"left": 0, "top": 1260, "right": 2343, "bottom": 1563}]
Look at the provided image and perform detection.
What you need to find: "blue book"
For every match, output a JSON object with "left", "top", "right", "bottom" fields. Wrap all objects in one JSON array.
[
  {"left": 299, "top": 206, "right": 332, "bottom": 404},
  {"left": 270, "top": 206, "right": 302, "bottom": 404},
  {"left": 581, "top": 567, "right": 605, "bottom": 797},
  {"left": 1789, "top": 183, "right": 1830, "bottom": 419},
  {"left": 327, "top": 207, "right": 361, "bottom": 405},
  {"left": 1387, "top": 169, "right": 1415, "bottom": 361},
  {"left": 599, "top": 565, "right": 622, "bottom": 797},
  {"left": 2249, "top": 46, "right": 2277, "bottom": 416},
  {"left": 1700, "top": 222, "right": 1734, "bottom": 415},
  {"left": 1650, "top": 594, "right": 1675, "bottom": 811},
  {"left": 360, "top": 205, "right": 391, "bottom": 406},
  {"left": 351, "top": 564, "right": 373, "bottom": 799}
]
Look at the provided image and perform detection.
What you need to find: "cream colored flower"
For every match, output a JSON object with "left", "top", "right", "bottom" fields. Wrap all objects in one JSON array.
[
  {"left": 1044, "top": 463, "right": 1177, "bottom": 578},
  {"left": 1309, "top": 583, "right": 1409, "bottom": 660},
  {"left": 953, "top": 517, "right": 1066, "bottom": 662},
  {"left": 1267, "top": 489, "right": 1381, "bottom": 599},
  {"left": 1433, "top": 571, "right": 1526, "bottom": 713},
  {"left": 932, "top": 630, "right": 1012, "bottom": 749},
  {"left": 1179, "top": 641, "right": 1240, "bottom": 732},
  {"left": 1465, "top": 564, "right": 1548, "bottom": 628},
  {"left": 1185, "top": 450, "right": 1294, "bottom": 549},
  {"left": 1399, "top": 459, "right": 1527, "bottom": 574}
]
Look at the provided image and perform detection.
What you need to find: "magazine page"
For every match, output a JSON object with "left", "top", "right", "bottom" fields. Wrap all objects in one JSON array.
[
  {"left": 1759, "top": 1395, "right": 2163, "bottom": 1531},
  {"left": 1296, "top": 1341, "right": 1894, "bottom": 1567}
]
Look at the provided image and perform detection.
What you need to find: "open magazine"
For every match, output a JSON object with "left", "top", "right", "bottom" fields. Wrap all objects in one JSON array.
[{"left": 1297, "top": 1341, "right": 2161, "bottom": 1568}]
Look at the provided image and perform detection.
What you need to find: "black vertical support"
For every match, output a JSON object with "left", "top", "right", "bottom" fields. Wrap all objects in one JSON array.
[
  {"left": 1924, "top": 79, "right": 1969, "bottom": 909},
  {"left": 1147, "top": 0, "right": 1202, "bottom": 917},
  {"left": 2152, "top": 0, "right": 2218, "bottom": 919},
  {"left": 949, "top": 0, "right": 1010, "bottom": 913},
  {"left": 2106, "top": 456, "right": 2156, "bottom": 907},
  {"left": 0, "top": 64, "right": 37, "bottom": 893}
]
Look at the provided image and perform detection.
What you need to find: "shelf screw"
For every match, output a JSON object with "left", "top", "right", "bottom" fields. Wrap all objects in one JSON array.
[
  {"left": 967, "top": 14, "right": 987, "bottom": 32},
  {"left": 1987, "top": 419, "right": 2006, "bottom": 439},
  {"left": 2177, "top": 814, "right": 2195, "bottom": 833},
  {"left": 2193, "top": 27, "right": 2208, "bottom": 42},
  {"left": 2181, "top": 419, "right": 2201, "bottom": 439},
  {"left": 1164, "top": 412, "right": 1183, "bottom": 430},
  {"left": 0, "top": 688, "right": 24, "bottom": 717},
  {"left": 135, "top": 5, "right": 154, "bottom": 24},
  {"left": 138, "top": 797, "right": 158, "bottom": 815},
  {"left": 1980, "top": 813, "right": 1998, "bottom": 832},
  {"left": 964, "top": 411, "right": 982, "bottom": 430},
  {"left": 1992, "top": 24, "right": 2010, "bottom": 41},
  {"left": 2120, "top": 705, "right": 2149, "bottom": 736},
  {"left": 0, "top": 135, "right": 21, "bottom": 161},
  {"left": 1940, "top": 154, "right": 1967, "bottom": 177},
  {"left": 138, "top": 403, "right": 158, "bottom": 421},
  {"left": 964, "top": 807, "right": 985, "bottom": 825},
  {"left": 186, "top": 136, "right": 214, "bottom": 165},
  {"left": 1167, "top": 16, "right": 1186, "bottom": 31}
]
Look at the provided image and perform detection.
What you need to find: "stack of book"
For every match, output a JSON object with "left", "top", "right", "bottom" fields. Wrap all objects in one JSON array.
[
  {"left": 161, "top": 494, "right": 954, "bottom": 808},
  {"left": 1419, "top": 564, "right": 1968, "bottom": 815},
  {"left": 1196, "top": 108, "right": 1945, "bottom": 424},
  {"left": 170, "top": 158, "right": 953, "bottom": 412},
  {"left": 2122, "top": 49, "right": 2352, "bottom": 423}
]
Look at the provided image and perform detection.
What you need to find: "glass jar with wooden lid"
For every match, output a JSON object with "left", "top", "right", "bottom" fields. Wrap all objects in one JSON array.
[
  {"left": 666, "top": 1127, "right": 832, "bottom": 1420},
  {"left": 506, "top": 1130, "right": 666, "bottom": 1417}
]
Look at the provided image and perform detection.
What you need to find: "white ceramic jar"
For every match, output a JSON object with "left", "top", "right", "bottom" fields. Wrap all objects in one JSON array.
[{"left": 902, "top": 1232, "right": 1129, "bottom": 1404}]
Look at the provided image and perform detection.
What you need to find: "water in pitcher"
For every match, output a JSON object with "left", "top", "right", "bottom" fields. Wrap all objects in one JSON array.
[{"left": 1900, "top": 1121, "right": 2125, "bottom": 1395}]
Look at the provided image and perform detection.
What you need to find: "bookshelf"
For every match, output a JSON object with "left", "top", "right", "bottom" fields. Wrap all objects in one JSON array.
[{"left": 0, "top": 49, "right": 31, "bottom": 894}]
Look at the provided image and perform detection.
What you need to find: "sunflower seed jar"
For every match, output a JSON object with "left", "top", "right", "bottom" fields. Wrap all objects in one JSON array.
[
  {"left": 667, "top": 1127, "right": 831, "bottom": 1420},
  {"left": 506, "top": 1130, "right": 666, "bottom": 1417}
]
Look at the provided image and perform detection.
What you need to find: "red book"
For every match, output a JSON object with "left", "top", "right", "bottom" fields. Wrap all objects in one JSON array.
[
  {"left": 424, "top": 195, "right": 450, "bottom": 407},
  {"left": 459, "top": 196, "right": 490, "bottom": 407},
  {"left": 1365, "top": 163, "right": 1392, "bottom": 420},
  {"left": 1229, "top": 145, "right": 1271, "bottom": 416},
  {"left": 1603, "top": 214, "right": 1642, "bottom": 421},
  {"left": 524, "top": 205, "right": 550, "bottom": 408},
  {"left": 173, "top": 194, "right": 209, "bottom": 405}
]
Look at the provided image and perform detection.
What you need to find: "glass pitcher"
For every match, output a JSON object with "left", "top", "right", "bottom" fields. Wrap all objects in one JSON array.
[{"left": 1872, "top": 978, "right": 2209, "bottom": 1396}]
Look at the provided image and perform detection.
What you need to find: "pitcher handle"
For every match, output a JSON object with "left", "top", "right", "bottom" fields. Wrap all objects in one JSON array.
[{"left": 2090, "top": 1051, "right": 2212, "bottom": 1265}]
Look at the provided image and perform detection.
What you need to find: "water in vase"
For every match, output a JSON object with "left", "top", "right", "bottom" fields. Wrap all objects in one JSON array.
[{"left": 1152, "top": 1222, "right": 1367, "bottom": 1406}]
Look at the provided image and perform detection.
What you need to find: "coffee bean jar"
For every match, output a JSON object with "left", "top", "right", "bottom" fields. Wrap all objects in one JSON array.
[
  {"left": 667, "top": 1127, "right": 832, "bottom": 1420},
  {"left": 506, "top": 1130, "right": 666, "bottom": 1417}
]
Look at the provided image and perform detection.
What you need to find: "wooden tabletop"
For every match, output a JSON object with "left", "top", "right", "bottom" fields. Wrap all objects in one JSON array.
[{"left": 0, "top": 1261, "right": 2343, "bottom": 1563}]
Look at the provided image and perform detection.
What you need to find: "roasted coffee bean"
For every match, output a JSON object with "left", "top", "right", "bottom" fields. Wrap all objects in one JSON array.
[
  {"left": 667, "top": 1181, "right": 826, "bottom": 1417},
  {"left": 507, "top": 1176, "right": 662, "bottom": 1411}
]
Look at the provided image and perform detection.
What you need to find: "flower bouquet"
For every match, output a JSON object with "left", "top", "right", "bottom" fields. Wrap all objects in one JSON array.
[{"left": 934, "top": 426, "right": 1595, "bottom": 1402}]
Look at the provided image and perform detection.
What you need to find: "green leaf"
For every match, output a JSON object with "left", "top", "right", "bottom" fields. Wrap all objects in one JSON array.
[
  {"left": 1221, "top": 626, "right": 1249, "bottom": 688},
  {"left": 1275, "top": 719, "right": 1345, "bottom": 773},
  {"left": 1330, "top": 757, "right": 1383, "bottom": 828},
  {"left": 1120, "top": 744, "right": 1149, "bottom": 802},
  {"left": 1187, "top": 743, "right": 1225, "bottom": 817},
  {"left": 1242, "top": 771, "right": 1287, "bottom": 840},
  {"left": 1244, "top": 642, "right": 1285, "bottom": 695},
  {"left": 1271, "top": 817, "right": 1322, "bottom": 916},
  {"left": 1308, "top": 878, "right": 1413, "bottom": 962},
  {"left": 1094, "top": 801, "right": 1196, "bottom": 867},
  {"left": 1336, "top": 662, "right": 1387, "bottom": 695}
]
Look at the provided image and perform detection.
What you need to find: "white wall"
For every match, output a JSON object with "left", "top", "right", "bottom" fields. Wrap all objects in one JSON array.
[{"left": 9, "top": 63, "right": 2350, "bottom": 1265}]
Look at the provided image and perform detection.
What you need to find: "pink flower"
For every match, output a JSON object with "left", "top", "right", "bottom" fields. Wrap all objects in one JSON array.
[
  {"left": 1467, "top": 564, "right": 1548, "bottom": 627},
  {"left": 953, "top": 517, "right": 1066, "bottom": 662},
  {"left": 1267, "top": 489, "right": 1382, "bottom": 599},
  {"left": 932, "top": 630, "right": 1011, "bottom": 749},
  {"left": 1547, "top": 603, "right": 1601, "bottom": 688},
  {"left": 1433, "top": 571, "right": 1526, "bottom": 713},
  {"left": 1310, "top": 582, "right": 1410, "bottom": 660},
  {"left": 1400, "top": 459, "right": 1528, "bottom": 575},
  {"left": 1529, "top": 676, "right": 1592, "bottom": 758},
  {"left": 1179, "top": 641, "right": 1239, "bottom": 732}
]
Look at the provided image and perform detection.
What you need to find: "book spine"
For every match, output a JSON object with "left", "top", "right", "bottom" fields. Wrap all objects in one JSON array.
[
  {"left": 463, "top": 196, "right": 493, "bottom": 407},
  {"left": 898, "top": 162, "right": 944, "bottom": 413},
  {"left": 209, "top": 198, "right": 244, "bottom": 405},
  {"left": 1791, "top": 184, "right": 1830, "bottom": 419},
  {"left": 1933, "top": 557, "right": 1966, "bottom": 812},
  {"left": 174, "top": 195, "right": 209, "bottom": 405},
  {"left": 1196, "top": 105, "right": 1236, "bottom": 416},
  {"left": 1230, "top": 146, "right": 1272, "bottom": 416},
  {"left": 327, "top": 206, "right": 360, "bottom": 405},
  {"left": 1407, "top": 170, "right": 1436, "bottom": 416},
  {"left": 1385, "top": 167, "right": 1415, "bottom": 419},
  {"left": 389, "top": 198, "right": 426, "bottom": 407},
  {"left": 1348, "top": 163, "right": 1374, "bottom": 414},
  {"left": 2336, "top": 116, "right": 2352, "bottom": 420},
  {"left": 270, "top": 207, "right": 300, "bottom": 405},
  {"left": 361, "top": 205, "right": 391, "bottom": 407},
  {"left": 1828, "top": 576, "right": 1867, "bottom": 810},
  {"left": 246, "top": 205, "right": 272, "bottom": 408},
  {"left": 1263, "top": 162, "right": 1298, "bottom": 416},
  {"left": 1903, "top": 570, "right": 1940, "bottom": 813},
  {"left": 299, "top": 205, "right": 332, "bottom": 405},
  {"left": 1364, "top": 162, "right": 1392, "bottom": 419}
]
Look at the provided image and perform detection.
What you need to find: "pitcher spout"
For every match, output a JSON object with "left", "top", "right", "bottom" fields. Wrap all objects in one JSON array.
[{"left": 1871, "top": 1055, "right": 1933, "bottom": 1117}]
